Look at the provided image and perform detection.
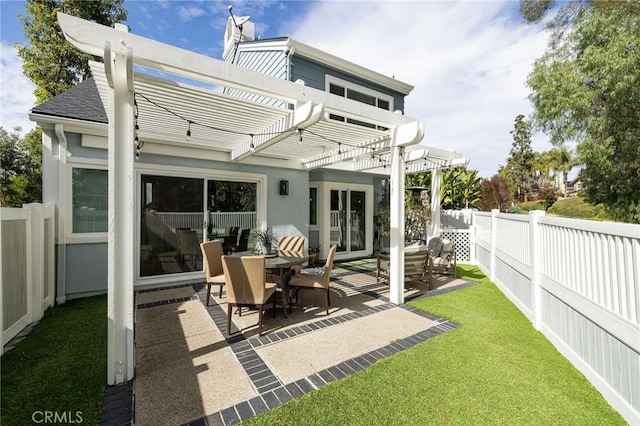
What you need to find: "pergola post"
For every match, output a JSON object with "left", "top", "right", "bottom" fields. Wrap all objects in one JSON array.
[
  {"left": 428, "top": 168, "right": 442, "bottom": 240},
  {"left": 106, "top": 31, "right": 135, "bottom": 384},
  {"left": 389, "top": 143, "right": 405, "bottom": 305}
]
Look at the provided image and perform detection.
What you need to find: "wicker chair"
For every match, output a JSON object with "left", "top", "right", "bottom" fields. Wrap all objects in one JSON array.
[
  {"left": 289, "top": 245, "right": 337, "bottom": 315},
  {"left": 277, "top": 235, "right": 306, "bottom": 275},
  {"left": 200, "top": 240, "right": 226, "bottom": 306},
  {"left": 176, "top": 229, "right": 201, "bottom": 268},
  {"left": 221, "top": 255, "right": 277, "bottom": 336}
]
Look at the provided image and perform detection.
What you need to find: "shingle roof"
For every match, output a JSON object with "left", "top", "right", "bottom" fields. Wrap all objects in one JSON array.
[{"left": 31, "top": 78, "right": 107, "bottom": 123}]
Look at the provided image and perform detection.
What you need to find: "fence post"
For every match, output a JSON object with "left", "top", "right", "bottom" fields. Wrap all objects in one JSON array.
[
  {"left": 469, "top": 212, "right": 477, "bottom": 264},
  {"left": 529, "top": 210, "right": 545, "bottom": 330},
  {"left": 490, "top": 209, "right": 499, "bottom": 281},
  {"left": 27, "top": 203, "right": 46, "bottom": 322}
]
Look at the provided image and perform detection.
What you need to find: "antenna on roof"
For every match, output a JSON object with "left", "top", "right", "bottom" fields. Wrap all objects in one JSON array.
[{"left": 228, "top": 5, "right": 252, "bottom": 63}]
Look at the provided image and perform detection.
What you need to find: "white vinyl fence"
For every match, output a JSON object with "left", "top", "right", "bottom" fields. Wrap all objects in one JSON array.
[
  {"left": 0, "top": 204, "right": 55, "bottom": 349},
  {"left": 465, "top": 209, "right": 640, "bottom": 424}
]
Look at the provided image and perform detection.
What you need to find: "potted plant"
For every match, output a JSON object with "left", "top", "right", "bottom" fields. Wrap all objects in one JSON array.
[
  {"left": 308, "top": 245, "right": 321, "bottom": 266},
  {"left": 255, "top": 229, "right": 275, "bottom": 255}
]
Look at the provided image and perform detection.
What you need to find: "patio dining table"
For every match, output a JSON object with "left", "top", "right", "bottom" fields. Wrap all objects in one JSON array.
[{"left": 232, "top": 251, "right": 307, "bottom": 318}]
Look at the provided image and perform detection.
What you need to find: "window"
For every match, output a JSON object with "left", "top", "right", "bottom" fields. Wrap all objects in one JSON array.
[
  {"left": 71, "top": 168, "right": 108, "bottom": 233},
  {"left": 326, "top": 77, "right": 394, "bottom": 129},
  {"left": 309, "top": 187, "right": 318, "bottom": 226}
]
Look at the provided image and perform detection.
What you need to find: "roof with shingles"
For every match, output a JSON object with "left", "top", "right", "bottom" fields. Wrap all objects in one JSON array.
[{"left": 31, "top": 78, "right": 107, "bottom": 123}]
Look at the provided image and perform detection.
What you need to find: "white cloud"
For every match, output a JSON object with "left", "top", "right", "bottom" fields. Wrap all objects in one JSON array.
[
  {"left": 286, "top": 1, "right": 551, "bottom": 179},
  {"left": 0, "top": 42, "right": 36, "bottom": 135},
  {"left": 178, "top": 5, "right": 205, "bottom": 22}
]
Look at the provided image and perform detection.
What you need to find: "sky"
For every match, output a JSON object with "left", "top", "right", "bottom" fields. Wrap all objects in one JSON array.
[{"left": 0, "top": 0, "right": 553, "bottom": 179}]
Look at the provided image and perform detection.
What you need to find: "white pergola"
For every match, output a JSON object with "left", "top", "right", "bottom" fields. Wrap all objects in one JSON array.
[{"left": 58, "top": 13, "right": 467, "bottom": 384}]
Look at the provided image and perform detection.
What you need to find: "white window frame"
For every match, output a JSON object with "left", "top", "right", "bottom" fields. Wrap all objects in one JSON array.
[
  {"left": 325, "top": 75, "right": 394, "bottom": 112},
  {"left": 309, "top": 183, "right": 319, "bottom": 231},
  {"left": 65, "top": 158, "right": 108, "bottom": 244},
  {"left": 315, "top": 181, "right": 374, "bottom": 260}
]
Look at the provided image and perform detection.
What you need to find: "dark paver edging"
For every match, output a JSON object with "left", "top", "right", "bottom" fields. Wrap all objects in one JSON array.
[
  {"left": 182, "top": 281, "right": 462, "bottom": 426},
  {"left": 100, "top": 381, "right": 134, "bottom": 426},
  {"left": 129, "top": 274, "right": 472, "bottom": 426}
]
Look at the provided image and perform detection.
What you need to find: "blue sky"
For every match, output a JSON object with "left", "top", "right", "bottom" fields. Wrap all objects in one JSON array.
[{"left": 1, "top": 0, "right": 552, "bottom": 178}]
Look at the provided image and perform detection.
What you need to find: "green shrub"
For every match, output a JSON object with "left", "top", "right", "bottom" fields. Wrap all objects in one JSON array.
[
  {"left": 506, "top": 205, "right": 524, "bottom": 214},
  {"left": 547, "top": 197, "right": 610, "bottom": 220},
  {"left": 518, "top": 200, "right": 546, "bottom": 212}
]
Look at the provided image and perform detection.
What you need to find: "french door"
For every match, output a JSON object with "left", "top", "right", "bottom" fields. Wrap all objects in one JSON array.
[{"left": 329, "top": 188, "right": 368, "bottom": 255}]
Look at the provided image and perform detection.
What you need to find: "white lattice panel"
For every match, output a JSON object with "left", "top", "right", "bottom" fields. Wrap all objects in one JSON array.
[{"left": 441, "top": 230, "right": 471, "bottom": 262}]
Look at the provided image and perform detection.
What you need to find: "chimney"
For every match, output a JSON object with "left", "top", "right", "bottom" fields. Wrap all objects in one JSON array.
[{"left": 223, "top": 15, "right": 255, "bottom": 62}]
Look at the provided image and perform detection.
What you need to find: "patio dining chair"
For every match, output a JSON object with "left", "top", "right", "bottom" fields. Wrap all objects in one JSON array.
[
  {"left": 229, "top": 228, "right": 250, "bottom": 253},
  {"left": 176, "top": 229, "right": 201, "bottom": 268},
  {"left": 277, "top": 235, "right": 306, "bottom": 275},
  {"left": 223, "top": 226, "right": 240, "bottom": 254},
  {"left": 200, "top": 240, "right": 226, "bottom": 306},
  {"left": 222, "top": 255, "right": 277, "bottom": 336},
  {"left": 289, "top": 244, "right": 337, "bottom": 315}
]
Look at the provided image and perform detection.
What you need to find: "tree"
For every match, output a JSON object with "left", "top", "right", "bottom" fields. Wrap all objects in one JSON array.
[
  {"left": 548, "top": 146, "right": 578, "bottom": 197},
  {"left": 505, "top": 114, "right": 536, "bottom": 202},
  {"left": 0, "top": 127, "right": 42, "bottom": 207},
  {"left": 532, "top": 149, "right": 554, "bottom": 186},
  {"left": 16, "top": 0, "right": 127, "bottom": 104},
  {"left": 478, "top": 175, "right": 513, "bottom": 212},
  {"left": 538, "top": 181, "right": 561, "bottom": 210},
  {"left": 525, "top": 2, "right": 640, "bottom": 222}
]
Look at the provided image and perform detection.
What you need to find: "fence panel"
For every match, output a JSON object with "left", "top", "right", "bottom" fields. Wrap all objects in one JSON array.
[
  {"left": 1, "top": 209, "right": 31, "bottom": 348},
  {"left": 1, "top": 204, "right": 56, "bottom": 350},
  {"left": 495, "top": 213, "right": 531, "bottom": 267},
  {"left": 463, "top": 210, "right": 640, "bottom": 424},
  {"left": 441, "top": 209, "right": 473, "bottom": 229},
  {"left": 474, "top": 212, "right": 492, "bottom": 246},
  {"left": 539, "top": 216, "right": 639, "bottom": 325}
]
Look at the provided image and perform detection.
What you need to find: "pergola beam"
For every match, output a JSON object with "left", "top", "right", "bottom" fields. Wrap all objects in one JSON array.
[
  {"left": 231, "top": 101, "right": 323, "bottom": 161},
  {"left": 57, "top": 13, "right": 415, "bottom": 130}
]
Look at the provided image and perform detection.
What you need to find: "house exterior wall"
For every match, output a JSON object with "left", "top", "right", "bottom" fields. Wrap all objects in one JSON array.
[
  {"left": 290, "top": 55, "right": 406, "bottom": 113},
  {"left": 228, "top": 46, "right": 406, "bottom": 113},
  {"left": 309, "top": 169, "right": 378, "bottom": 185},
  {"left": 237, "top": 50, "right": 288, "bottom": 80},
  {"left": 225, "top": 49, "right": 289, "bottom": 108},
  {"left": 64, "top": 243, "right": 108, "bottom": 298},
  {"left": 47, "top": 131, "right": 310, "bottom": 298}
]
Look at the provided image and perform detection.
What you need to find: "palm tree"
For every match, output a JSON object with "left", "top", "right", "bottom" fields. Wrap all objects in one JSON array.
[
  {"left": 533, "top": 150, "right": 555, "bottom": 187},
  {"left": 549, "top": 147, "right": 578, "bottom": 197}
]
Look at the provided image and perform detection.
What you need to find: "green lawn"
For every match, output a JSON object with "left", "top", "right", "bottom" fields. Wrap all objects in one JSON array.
[
  {"left": 1, "top": 295, "right": 107, "bottom": 425},
  {"left": 245, "top": 265, "right": 624, "bottom": 425},
  {"left": 0, "top": 268, "right": 625, "bottom": 425}
]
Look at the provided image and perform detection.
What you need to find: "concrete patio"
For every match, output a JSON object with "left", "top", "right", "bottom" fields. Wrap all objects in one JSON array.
[{"left": 131, "top": 259, "right": 473, "bottom": 425}]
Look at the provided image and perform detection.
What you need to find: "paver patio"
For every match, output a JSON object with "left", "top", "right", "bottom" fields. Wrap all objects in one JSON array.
[{"left": 132, "top": 259, "right": 472, "bottom": 425}]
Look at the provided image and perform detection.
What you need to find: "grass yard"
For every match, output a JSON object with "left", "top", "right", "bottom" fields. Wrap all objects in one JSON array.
[
  {"left": 245, "top": 265, "right": 625, "bottom": 425},
  {"left": 1, "top": 295, "right": 107, "bottom": 425}
]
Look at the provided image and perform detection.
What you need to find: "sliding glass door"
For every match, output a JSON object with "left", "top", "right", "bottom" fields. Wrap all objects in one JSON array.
[
  {"left": 140, "top": 175, "right": 203, "bottom": 277},
  {"left": 139, "top": 173, "right": 259, "bottom": 279}
]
